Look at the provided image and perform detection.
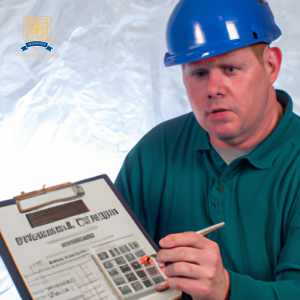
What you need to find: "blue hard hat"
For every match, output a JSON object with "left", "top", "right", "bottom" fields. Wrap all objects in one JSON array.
[{"left": 164, "top": 0, "right": 281, "bottom": 67}]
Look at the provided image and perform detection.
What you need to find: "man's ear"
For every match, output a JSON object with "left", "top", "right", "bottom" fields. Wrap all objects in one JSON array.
[{"left": 266, "top": 47, "right": 282, "bottom": 84}]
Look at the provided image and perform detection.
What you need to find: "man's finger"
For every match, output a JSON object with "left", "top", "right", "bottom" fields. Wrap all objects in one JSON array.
[
  {"left": 164, "top": 261, "right": 213, "bottom": 279},
  {"left": 158, "top": 247, "right": 221, "bottom": 269},
  {"left": 158, "top": 246, "right": 201, "bottom": 265},
  {"left": 159, "top": 231, "right": 214, "bottom": 249},
  {"left": 167, "top": 276, "right": 211, "bottom": 297}
]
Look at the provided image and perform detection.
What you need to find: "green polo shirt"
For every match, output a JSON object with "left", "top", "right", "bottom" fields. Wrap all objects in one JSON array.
[{"left": 115, "top": 89, "right": 300, "bottom": 299}]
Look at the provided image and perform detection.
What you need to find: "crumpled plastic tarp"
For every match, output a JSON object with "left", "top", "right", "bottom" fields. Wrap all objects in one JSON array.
[
  {"left": 0, "top": 256, "right": 20, "bottom": 299},
  {"left": 0, "top": 0, "right": 190, "bottom": 202},
  {"left": 0, "top": 0, "right": 299, "bottom": 298}
]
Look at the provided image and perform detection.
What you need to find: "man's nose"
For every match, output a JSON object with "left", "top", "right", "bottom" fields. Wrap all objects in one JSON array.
[{"left": 206, "top": 69, "right": 223, "bottom": 99}]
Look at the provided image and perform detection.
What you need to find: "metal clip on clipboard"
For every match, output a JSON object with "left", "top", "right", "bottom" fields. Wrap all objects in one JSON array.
[{"left": 14, "top": 183, "right": 85, "bottom": 213}]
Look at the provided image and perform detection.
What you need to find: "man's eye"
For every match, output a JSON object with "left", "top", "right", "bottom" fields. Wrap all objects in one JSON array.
[
  {"left": 227, "top": 67, "right": 235, "bottom": 72},
  {"left": 195, "top": 71, "right": 208, "bottom": 77}
]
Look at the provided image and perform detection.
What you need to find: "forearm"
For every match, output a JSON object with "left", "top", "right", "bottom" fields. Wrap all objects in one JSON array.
[
  {"left": 182, "top": 269, "right": 299, "bottom": 300},
  {"left": 227, "top": 270, "right": 299, "bottom": 299}
]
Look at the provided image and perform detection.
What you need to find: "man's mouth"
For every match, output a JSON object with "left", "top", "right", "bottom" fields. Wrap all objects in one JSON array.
[{"left": 211, "top": 108, "right": 228, "bottom": 113}]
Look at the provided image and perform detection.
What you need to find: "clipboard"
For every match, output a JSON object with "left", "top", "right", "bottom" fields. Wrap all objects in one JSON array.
[{"left": 0, "top": 174, "right": 166, "bottom": 300}]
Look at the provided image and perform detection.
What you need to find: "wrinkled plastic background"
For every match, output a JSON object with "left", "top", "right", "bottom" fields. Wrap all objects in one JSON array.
[{"left": 0, "top": 0, "right": 299, "bottom": 298}]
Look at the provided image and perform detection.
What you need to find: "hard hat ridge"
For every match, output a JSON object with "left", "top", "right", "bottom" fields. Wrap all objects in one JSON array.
[{"left": 164, "top": 0, "right": 282, "bottom": 67}]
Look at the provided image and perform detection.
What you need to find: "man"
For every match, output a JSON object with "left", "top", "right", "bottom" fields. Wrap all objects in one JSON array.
[{"left": 115, "top": 0, "right": 300, "bottom": 299}]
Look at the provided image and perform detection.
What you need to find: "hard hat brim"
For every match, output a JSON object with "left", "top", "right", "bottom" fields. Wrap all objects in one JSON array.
[{"left": 164, "top": 35, "right": 280, "bottom": 67}]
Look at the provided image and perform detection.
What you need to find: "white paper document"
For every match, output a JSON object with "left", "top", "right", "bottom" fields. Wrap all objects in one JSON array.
[{"left": 0, "top": 177, "right": 181, "bottom": 300}]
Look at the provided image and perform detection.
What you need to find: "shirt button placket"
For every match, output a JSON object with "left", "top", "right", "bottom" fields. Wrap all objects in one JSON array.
[{"left": 209, "top": 182, "right": 226, "bottom": 225}]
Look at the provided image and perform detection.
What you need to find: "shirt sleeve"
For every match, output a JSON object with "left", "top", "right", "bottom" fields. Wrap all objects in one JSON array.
[
  {"left": 182, "top": 272, "right": 300, "bottom": 300},
  {"left": 226, "top": 270, "right": 300, "bottom": 299},
  {"left": 114, "top": 145, "right": 148, "bottom": 231},
  {"left": 226, "top": 187, "right": 300, "bottom": 299},
  {"left": 184, "top": 189, "right": 300, "bottom": 300},
  {"left": 114, "top": 141, "right": 168, "bottom": 240}
]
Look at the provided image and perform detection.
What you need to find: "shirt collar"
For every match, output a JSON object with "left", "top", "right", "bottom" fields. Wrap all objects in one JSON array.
[
  {"left": 193, "top": 89, "right": 294, "bottom": 169},
  {"left": 246, "top": 89, "right": 293, "bottom": 169}
]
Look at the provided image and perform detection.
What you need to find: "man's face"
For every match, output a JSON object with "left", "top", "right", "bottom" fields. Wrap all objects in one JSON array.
[{"left": 182, "top": 46, "right": 271, "bottom": 145}]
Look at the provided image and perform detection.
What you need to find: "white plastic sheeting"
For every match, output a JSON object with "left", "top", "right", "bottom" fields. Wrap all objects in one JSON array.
[
  {"left": 0, "top": 256, "right": 20, "bottom": 299},
  {"left": 0, "top": 0, "right": 299, "bottom": 298},
  {"left": 0, "top": 0, "right": 189, "bottom": 202}
]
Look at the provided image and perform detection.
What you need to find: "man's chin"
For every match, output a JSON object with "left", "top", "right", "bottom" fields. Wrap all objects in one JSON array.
[{"left": 209, "top": 129, "right": 238, "bottom": 141}]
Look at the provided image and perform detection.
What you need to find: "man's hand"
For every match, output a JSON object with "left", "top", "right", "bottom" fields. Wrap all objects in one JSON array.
[{"left": 157, "top": 232, "right": 230, "bottom": 300}]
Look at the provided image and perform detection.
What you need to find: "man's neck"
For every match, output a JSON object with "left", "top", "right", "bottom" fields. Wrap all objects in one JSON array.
[{"left": 211, "top": 143, "right": 257, "bottom": 165}]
